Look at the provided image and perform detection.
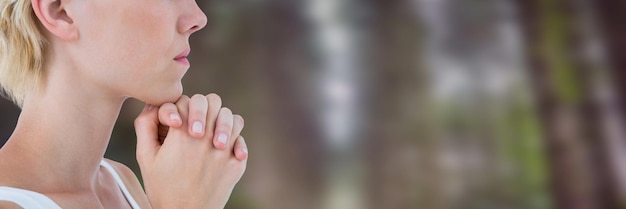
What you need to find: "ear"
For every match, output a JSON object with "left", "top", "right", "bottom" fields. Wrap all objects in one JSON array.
[{"left": 31, "top": 0, "right": 77, "bottom": 41}]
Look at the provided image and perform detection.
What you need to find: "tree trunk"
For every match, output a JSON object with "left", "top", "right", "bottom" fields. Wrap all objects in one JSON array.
[
  {"left": 361, "top": 0, "right": 439, "bottom": 208},
  {"left": 514, "top": 0, "right": 612, "bottom": 208}
]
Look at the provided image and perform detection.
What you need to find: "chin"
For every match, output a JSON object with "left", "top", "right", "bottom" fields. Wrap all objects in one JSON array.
[{"left": 138, "top": 84, "right": 183, "bottom": 106}]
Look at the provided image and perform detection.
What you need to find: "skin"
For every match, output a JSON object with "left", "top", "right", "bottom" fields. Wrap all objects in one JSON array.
[{"left": 0, "top": 0, "right": 248, "bottom": 208}]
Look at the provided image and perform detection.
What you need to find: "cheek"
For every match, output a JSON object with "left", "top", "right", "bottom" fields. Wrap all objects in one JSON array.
[
  {"left": 80, "top": 1, "right": 176, "bottom": 68},
  {"left": 117, "top": 8, "right": 176, "bottom": 71},
  {"left": 73, "top": 1, "right": 182, "bottom": 101}
]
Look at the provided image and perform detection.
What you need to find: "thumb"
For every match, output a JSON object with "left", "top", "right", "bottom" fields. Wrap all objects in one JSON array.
[{"left": 134, "top": 104, "right": 161, "bottom": 164}]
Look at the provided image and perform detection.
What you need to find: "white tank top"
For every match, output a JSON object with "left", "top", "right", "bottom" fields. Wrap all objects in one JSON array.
[{"left": 0, "top": 160, "right": 141, "bottom": 209}]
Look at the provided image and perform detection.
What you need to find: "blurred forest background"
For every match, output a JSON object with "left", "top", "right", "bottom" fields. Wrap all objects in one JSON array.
[{"left": 2, "top": 0, "right": 626, "bottom": 208}]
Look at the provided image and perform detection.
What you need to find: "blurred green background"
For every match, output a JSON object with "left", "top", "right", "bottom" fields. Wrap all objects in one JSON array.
[{"left": 3, "top": 0, "right": 626, "bottom": 208}]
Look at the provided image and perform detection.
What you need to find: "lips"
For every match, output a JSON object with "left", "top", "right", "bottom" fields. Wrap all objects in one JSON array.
[{"left": 174, "top": 48, "right": 191, "bottom": 65}]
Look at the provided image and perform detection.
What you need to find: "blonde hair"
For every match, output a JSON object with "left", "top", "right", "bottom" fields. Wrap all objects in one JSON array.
[{"left": 0, "top": 0, "right": 46, "bottom": 107}]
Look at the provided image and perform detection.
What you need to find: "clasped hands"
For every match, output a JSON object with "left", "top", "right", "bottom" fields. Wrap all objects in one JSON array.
[{"left": 134, "top": 94, "right": 247, "bottom": 209}]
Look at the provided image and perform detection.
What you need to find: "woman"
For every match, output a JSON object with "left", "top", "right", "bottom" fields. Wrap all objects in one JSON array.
[{"left": 0, "top": 0, "right": 249, "bottom": 208}]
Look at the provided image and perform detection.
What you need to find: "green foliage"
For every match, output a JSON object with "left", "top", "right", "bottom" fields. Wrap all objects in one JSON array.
[{"left": 539, "top": 0, "right": 582, "bottom": 104}]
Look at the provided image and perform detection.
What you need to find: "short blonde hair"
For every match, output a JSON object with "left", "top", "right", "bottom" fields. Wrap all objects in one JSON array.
[{"left": 0, "top": 0, "right": 46, "bottom": 107}]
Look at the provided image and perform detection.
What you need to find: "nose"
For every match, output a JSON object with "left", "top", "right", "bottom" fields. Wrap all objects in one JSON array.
[{"left": 178, "top": 1, "right": 208, "bottom": 35}]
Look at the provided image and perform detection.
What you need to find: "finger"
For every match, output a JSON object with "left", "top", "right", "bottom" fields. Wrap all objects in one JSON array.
[
  {"left": 225, "top": 111, "right": 242, "bottom": 150},
  {"left": 213, "top": 107, "right": 233, "bottom": 149},
  {"left": 231, "top": 114, "right": 245, "bottom": 139},
  {"left": 188, "top": 94, "right": 209, "bottom": 138},
  {"left": 233, "top": 136, "right": 248, "bottom": 161},
  {"left": 215, "top": 114, "right": 243, "bottom": 150},
  {"left": 175, "top": 95, "right": 190, "bottom": 123},
  {"left": 134, "top": 104, "right": 161, "bottom": 163},
  {"left": 158, "top": 103, "right": 182, "bottom": 128},
  {"left": 205, "top": 93, "right": 222, "bottom": 141}
]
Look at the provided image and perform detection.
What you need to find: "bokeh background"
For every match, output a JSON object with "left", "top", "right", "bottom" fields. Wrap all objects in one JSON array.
[{"left": 2, "top": 0, "right": 626, "bottom": 208}]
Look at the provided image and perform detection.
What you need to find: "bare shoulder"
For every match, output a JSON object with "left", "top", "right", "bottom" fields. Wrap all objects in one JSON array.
[
  {"left": 0, "top": 201, "right": 22, "bottom": 209},
  {"left": 102, "top": 159, "right": 152, "bottom": 209}
]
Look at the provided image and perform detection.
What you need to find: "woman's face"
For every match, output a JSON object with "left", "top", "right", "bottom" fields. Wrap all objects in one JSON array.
[{"left": 66, "top": 0, "right": 207, "bottom": 105}]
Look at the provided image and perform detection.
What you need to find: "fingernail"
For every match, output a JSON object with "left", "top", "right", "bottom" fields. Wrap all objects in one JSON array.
[
  {"left": 217, "top": 134, "right": 228, "bottom": 144},
  {"left": 192, "top": 121, "right": 203, "bottom": 134},
  {"left": 170, "top": 114, "right": 181, "bottom": 122},
  {"left": 147, "top": 105, "right": 154, "bottom": 111},
  {"left": 242, "top": 146, "right": 248, "bottom": 154}
]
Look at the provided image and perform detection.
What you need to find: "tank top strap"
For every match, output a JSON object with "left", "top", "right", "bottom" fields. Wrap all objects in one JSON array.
[
  {"left": 0, "top": 186, "right": 62, "bottom": 209},
  {"left": 99, "top": 160, "right": 142, "bottom": 209},
  {"left": 0, "top": 161, "right": 141, "bottom": 209}
]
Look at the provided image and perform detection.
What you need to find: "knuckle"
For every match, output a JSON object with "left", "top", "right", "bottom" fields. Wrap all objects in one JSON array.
[
  {"left": 191, "top": 94, "right": 205, "bottom": 100},
  {"left": 206, "top": 93, "right": 221, "bottom": 101},
  {"left": 133, "top": 118, "right": 142, "bottom": 127},
  {"left": 178, "top": 95, "right": 190, "bottom": 102},
  {"left": 220, "top": 107, "right": 232, "bottom": 115},
  {"left": 234, "top": 115, "right": 244, "bottom": 124},
  {"left": 215, "top": 127, "right": 230, "bottom": 134},
  {"left": 190, "top": 95, "right": 208, "bottom": 107},
  {"left": 134, "top": 115, "right": 148, "bottom": 127},
  {"left": 189, "top": 109, "right": 206, "bottom": 119},
  {"left": 163, "top": 103, "right": 177, "bottom": 110},
  {"left": 175, "top": 96, "right": 190, "bottom": 106},
  {"left": 217, "top": 122, "right": 232, "bottom": 130},
  {"left": 206, "top": 94, "right": 222, "bottom": 108},
  {"left": 157, "top": 108, "right": 171, "bottom": 117}
]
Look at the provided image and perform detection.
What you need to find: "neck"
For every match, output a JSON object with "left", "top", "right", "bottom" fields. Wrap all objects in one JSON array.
[{"left": 1, "top": 64, "right": 127, "bottom": 192}]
